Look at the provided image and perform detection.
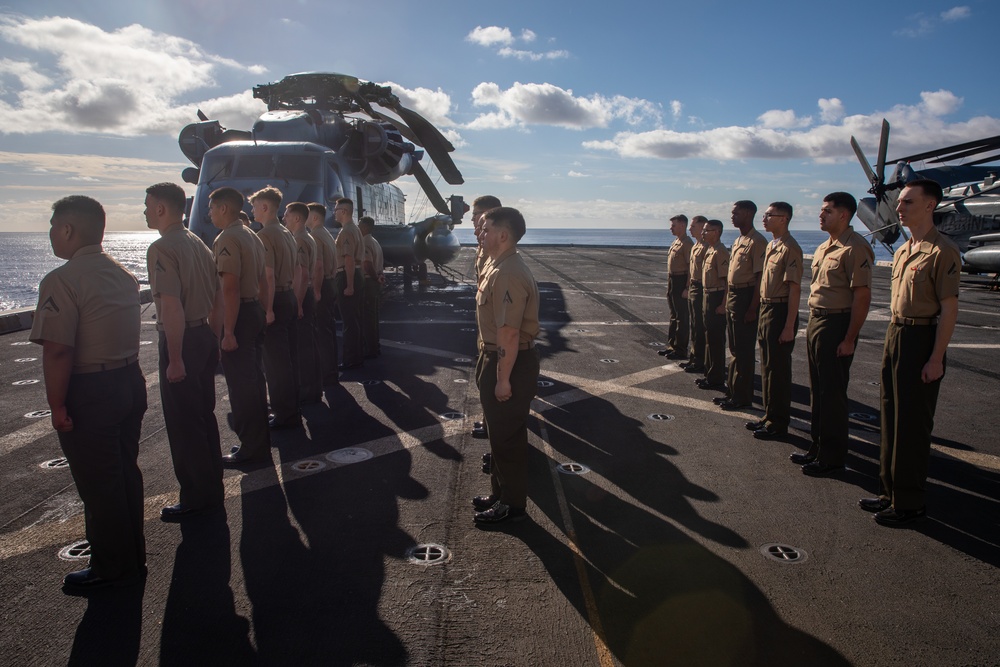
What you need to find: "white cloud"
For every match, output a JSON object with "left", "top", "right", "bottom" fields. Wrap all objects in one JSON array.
[
  {"left": 567, "top": 171, "right": 588, "bottom": 178},
  {"left": 467, "top": 25, "right": 570, "bottom": 61},
  {"left": 893, "top": 14, "right": 934, "bottom": 38},
  {"left": 893, "top": 9, "right": 967, "bottom": 38},
  {"left": 0, "top": 58, "right": 52, "bottom": 90},
  {"left": 919, "top": 89, "right": 962, "bottom": 116},
  {"left": 497, "top": 47, "right": 570, "bottom": 61},
  {"left": 380, "top": 80, "right": 457, "bottom": 128},
  {"left": 758, "top": 109, "right": 812, "bottom": 129},
  {"left": 0, "top": 16, "right": 267, "bottom": 136},
  {"left": 670, "top": 100, "right": 682, "bottom": 121},
  {"left": 941, "top": 6, "right": 970, "bottom": 21},
  {"left": 0, "top": 150, "right": 191, "bottom": 231},
  {"left": 466, "top": 25, "right": 513, "bottom": 47},
  {"left": 468, "top": 82, "right": 662, "bottom": 130},
  {"left": 818, "top": 98, "right": 844, "bottom": 122},
  {"left": 582, "top": 91, "right": 1000, "bottom": 162}
]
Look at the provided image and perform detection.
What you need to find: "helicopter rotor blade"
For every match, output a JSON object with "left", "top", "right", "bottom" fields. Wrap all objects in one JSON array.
[
  {"left": 351, "top": 93, "right": 424, "bottom": 146},
  {"left": 875, "top": 119, "right": 889, "bottom": 185},
  {"left": 851, "top": 136, "right": 878, "bottom": 186},
  {"left": 354, "top": 80, "right": 463, "bottom": 185},
  {"left": 383, "top": 102, "right": 463, "bottom": 185},
  {"left": 410, "top": 160, "right": 451, "bottom": 216},
  {"left": 891, "top": 134, "right": 1000, "bottom": 164},
  {"left": 852, "top": 122, "right": 906, "bottom": 245}
]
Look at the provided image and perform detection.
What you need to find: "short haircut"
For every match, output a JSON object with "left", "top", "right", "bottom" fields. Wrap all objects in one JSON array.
[
  {"left": 670, "top": 214, "right": 689, "bottom": 225},
  {"left": 768, "top": 201, "right": 793, "bottom": 220},
  {"left": 484, "top": 206, "right": 526, "bottom": 242},
  {"left": 905, "top": 178, "right": 944, "bottom": 205},
  {"left": 335, "top": 197, "right": 354, "bottom": 213},
  {"left": 734, "top": 200, "right": 757, "bottom": 215},
  {"left": 238, "top": 211, "right": 250, "bottom": 224},
  {"left": 146, "top": 182, "right": 187, "bottom": 214},
  {"left": 307, "top": 203, "right": 326, "bottom": 217},
  {"left": 51, "top": 195, "right": 105, "bottom": 243},
  {"left": 691, "top": 215, "right": 708, "bottom": 225},
  {"left": 250, "top": 186, "right": 282, "bottom": 206},
  {"left": 358, "top": 216, "right": 375, "bottom": 230},
  {"left": 823, "top": 192, "right": 857, "bottom": 218},
  {"left": 209, "top": 187, "right": 245, "bottom": 211},
  {"left": 473, "top": 195, "right": 502, "bottom": 210},
  {"left": 284, "top": 201, "right": 309, "bottom": 221},
  {"left": 705, "top": 219, "right": 724, "bottom": 233}
]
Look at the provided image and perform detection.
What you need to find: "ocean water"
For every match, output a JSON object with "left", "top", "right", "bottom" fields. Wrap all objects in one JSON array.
[{"left": 0, "top": 228, "right": 894, "bottom": 312}]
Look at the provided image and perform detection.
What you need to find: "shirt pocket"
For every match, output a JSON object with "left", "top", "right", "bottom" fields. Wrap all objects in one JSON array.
[{"left": 909, "top": 262, "right": 931, "bottom": 283}]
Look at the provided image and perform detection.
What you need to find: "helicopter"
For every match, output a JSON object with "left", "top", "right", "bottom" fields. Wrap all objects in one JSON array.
[
  {"left": 850, "top": 119, "right": 1000, "bottom": 284},
  {"left": 177, "top": 72, "right": 467, "bottom": 281}
]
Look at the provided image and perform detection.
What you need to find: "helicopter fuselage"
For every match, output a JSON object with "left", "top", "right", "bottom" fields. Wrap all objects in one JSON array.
[{"left": 185, "top": 140, "right": 460, "bottom": 268}]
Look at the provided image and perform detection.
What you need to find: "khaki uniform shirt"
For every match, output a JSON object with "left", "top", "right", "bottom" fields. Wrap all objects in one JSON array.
[
  {"left": 147, "top": 224, "right": 218, "bottom": 321},
  {"left": 476, "top": 245, "right": 493, "bottom": 286},
  {"left": 30, "top": 245, "right": 140, "bottom": 370},
  {"left": 667, "top": 235, "right": 694, "bottom": 275},
  {"left": 214, "top": 221, "right": 266, "bottom": 299},
  {"left": 889, "top": 226, "right": 961, "bottom": 319},
  {"left": 808, "top": 227, "right": 875, "bottom": 310},
  {"left": 760, "top": 233, "right": 804, "bottom": 299},
  {"left": 702, "top": 241, "right": 731, "bottom": 290},
  {"left": 311, "top": 225, "right": 338, "bottom": 279},
  {"left": 256, "top": 221, "right": 296, "bottom": 290},
  {"left": 293, "top": 228, "right": 317, "bottom": 277},
  {"left": 728, "top": 229, "right": 767, "bottom": 286},
  {"left": 335, "top": 221, "right": 365, "bottom": 271},
  {"left": 689, "top": 243, "right": 709, "bottom": 285},
  {"left": 476, "top": 246, "right": 540, "bottom": 348},
  {"left": 363, "top": 234, "right": 384, "bottom": 276}
]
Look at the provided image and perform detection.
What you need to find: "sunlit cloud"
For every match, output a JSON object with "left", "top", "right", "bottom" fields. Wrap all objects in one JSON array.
[
  {"left": 582, "top": 91, "right": 1000, "bottom": 162},
  {"left": 0, "top": 150, "right": 190, "bottom": 230},
  {"left": 466, "top": 25, "right": 514, "bottom": 47},
  {"left": 941, "top": 6, "right": 971, "bottom": 21},
  {"left": 466, "top": 25, "right": 570, "bottom": 61},
  {"left": 497, "top": 47, "right": 570, "bottom": 61},
  {"left": 0, "top": 15, "right": 267, "bottom": 136},
  {"left": 380, "top": 80, "right": 457, "bottom": 128},
  {"left": 818, "top": 98, "right": 844, "bottom": 123},
  {"left": 467, "top": 81, "right": 662, "bottom": 130},
  {"left": 895, "top": 7, "right": 969, "bottom": 37},
  {"left": 758, "top": 109, "right": 812, "bottom": 130}
]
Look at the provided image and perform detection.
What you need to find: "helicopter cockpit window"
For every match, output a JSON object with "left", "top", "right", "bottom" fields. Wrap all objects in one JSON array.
[
  {"left": 235, "top": 154, "right": 274, "bottom": 178},
  {"left": 276, "top": 154, "right": 321, "bottom": 182},
  {"left": 201, "top": 155, "right": 233, "bottom": 184}
]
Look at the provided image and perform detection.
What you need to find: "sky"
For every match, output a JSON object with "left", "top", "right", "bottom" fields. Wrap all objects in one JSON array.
[{"left": 1, "top": 0, "right": 999, "bottom": 232}]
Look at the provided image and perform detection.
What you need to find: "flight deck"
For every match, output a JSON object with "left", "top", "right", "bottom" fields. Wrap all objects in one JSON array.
[{"left": 0, "top": 246, "right": 998, "bottom": 666}]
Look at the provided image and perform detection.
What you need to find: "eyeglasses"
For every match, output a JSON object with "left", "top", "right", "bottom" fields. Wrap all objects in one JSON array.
[{"left": 762, "top": 213, "right": 787, "bottom": 219}]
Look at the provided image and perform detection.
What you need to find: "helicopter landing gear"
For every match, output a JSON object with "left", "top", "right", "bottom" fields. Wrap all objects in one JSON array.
[{"left": 401, "top": 262, "right": 430, "bottom": 290}]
